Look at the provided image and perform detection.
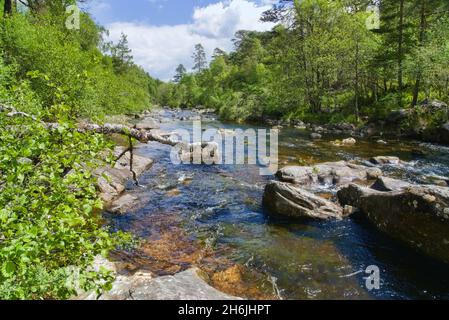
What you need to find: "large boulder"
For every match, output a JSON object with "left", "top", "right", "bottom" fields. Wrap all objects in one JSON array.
[
  {"left": 95, "top": 147, "right": 153, "bottom": 205},
  {"left": 369, "top": 156, "right": 401, "bottom": 166},
  {"left": 114, "top": 152, "right": 154, "bottom": 177},
  {"left": 263, "top": 181, "right": 344, "bottom": 220},
  {"left": 77, "top": 268, "right": 240, "bottom": 300},
  {"left": 338, "top": 178, "right": 449, "bottom": 263},
  {"left": 276, "top": 161, "right": 382, "bottom": 187},
  {"left": 108, "top": 194, "right": 139, "bottom": 214},
  {"left": 135, "top": 118, "right": 159, "bottom": 130},
  {"left": 386, "top": 109, "right": 410, "bottom": 125}
]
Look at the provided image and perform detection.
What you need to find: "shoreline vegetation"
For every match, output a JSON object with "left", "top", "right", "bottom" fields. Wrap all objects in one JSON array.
[{"left": 0, "top": 0, "right": 449, "bottom": 300}]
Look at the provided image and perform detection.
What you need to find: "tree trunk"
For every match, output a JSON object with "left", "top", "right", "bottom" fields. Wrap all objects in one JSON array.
[
  {"left": 398, "top": 0, "right": 405, "bottom": 108},
  {"left": 3, "top": 0, "right": 13, "bottom": 16},
  {"left": 354, "top": 39, "right": 360, "bottom": 121},
  {"left": 412, "top": 0, "right": 427, "bottom": 107}
]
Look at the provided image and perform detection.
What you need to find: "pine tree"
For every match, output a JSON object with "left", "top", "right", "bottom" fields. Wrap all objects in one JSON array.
[
  {"left": 173, "top": 64, "right": 186, "bottom": 83},
  {"left": 192, "top": 43, "right": 206, "bottom": 73}
]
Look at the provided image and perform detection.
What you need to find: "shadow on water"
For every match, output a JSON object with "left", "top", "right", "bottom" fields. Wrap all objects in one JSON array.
[{"left": 105, "top": 113, "right": 449, "bottom": 300}]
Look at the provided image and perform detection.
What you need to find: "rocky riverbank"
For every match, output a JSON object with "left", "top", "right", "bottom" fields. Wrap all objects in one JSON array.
[
  {"left": 263, "top": 158, "right": 449, "bottom": 264},
  {"left": 85, "top": 107, "right": 449, "bottom": 300}
]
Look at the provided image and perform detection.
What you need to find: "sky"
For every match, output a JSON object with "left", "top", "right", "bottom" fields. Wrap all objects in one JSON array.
[{"left": 84, "top": 0, "right": 277, "bottom": 80}]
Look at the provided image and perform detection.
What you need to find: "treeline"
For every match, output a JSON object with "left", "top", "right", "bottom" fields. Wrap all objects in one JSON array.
[
  {"left": 160, "top": 0, "right": 449, "bottom": 125},
  {"left": 0, "top": 0, "right": 159, "bottom": 119}
]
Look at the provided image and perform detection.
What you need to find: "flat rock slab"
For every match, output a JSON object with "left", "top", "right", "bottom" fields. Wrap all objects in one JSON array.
[
  {"left": 108, "top": 194, "right": 139, "bottom": 214},
  {"left": 263, "top": 181, "right": 344, "bottom": 220},
  {"left": 78, "top": 269, "right": 241, "bottom": 300},
  {"left": 276, "top": 161, "right": 382, "bottom": 187}
]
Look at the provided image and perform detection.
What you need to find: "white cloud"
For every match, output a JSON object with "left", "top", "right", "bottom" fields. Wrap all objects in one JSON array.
[{"left": 106, "top": 0, "right": 274, "bottom": 81}]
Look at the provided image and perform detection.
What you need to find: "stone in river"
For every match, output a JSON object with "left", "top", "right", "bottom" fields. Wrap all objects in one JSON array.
[
  {"left": 338, "top": 178, "right": 449, "bottom": 263},
  {"left": 310, "top": 133, "right": 322, "bottom": 140},
  {"left": 276, "top": 161, "right": 382, "bottom": 187},
  {"left": 76, "top": 268, "right": 240, "bottom": 300},
  {"left": 263, "top": 181, "right": 345, "bottom": 220},
  {"left": 369, "top": 156, "right": 401, "bottom": 165}
]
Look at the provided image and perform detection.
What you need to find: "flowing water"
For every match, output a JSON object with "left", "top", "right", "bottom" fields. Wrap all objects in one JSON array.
[{"left": 105, "top": 110, "right": 449, "bottom": 300}]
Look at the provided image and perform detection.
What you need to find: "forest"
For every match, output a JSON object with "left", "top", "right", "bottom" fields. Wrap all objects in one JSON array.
[{"left": 161, "top": 0, "right": 449, "bottom": 128}]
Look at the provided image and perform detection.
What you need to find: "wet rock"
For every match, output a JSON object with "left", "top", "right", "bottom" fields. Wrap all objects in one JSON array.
[
  {"left": 135, "top": 118, "right": 159, "bottom": 130},
  {"left": 77, "top": 268, "right": 240, "bottom": 300},
  {"left": 95, "top": 167, "right": 133, "bottom": 204},
  {"left": 332, "top": 138, "right": 356, "bottom": 146},
  {"left": 95, "top": 147, "right": 153, "bottom": 205},
  {"left": 421, "top": 99, "right": 448, "bottom": 111},
  {"left": 371, "top": 176, "right": 412, "bottom": 192},
  {"left": 338, "top": 180, "right": 449, "bottom": 263},
  {"left": 114, "top": 152, "right": 154, "bottom": 177},
  {"left": 310, "top": 133, "right": 322, "bottom": 140},
  {"left": 342, "top": 138, "right": 356, "bottom": 146},
  {"left": 369, "top": 156, "right": 401, "bottom": 165},
  {"left": 263, "top": 181, "right": 344, "bottom": 220},
  {"left": 276, "top": 161, "right": 382, "bottom": 187},
  {"left": 377, "top": 140, "right": 388, "bottom": 145},
  {"left": 108, "top": 194, "right": 139, "bottom": 214}
]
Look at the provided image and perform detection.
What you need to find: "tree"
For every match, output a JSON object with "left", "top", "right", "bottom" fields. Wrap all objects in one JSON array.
[
  {"left": 111, "top": 33, "right": 133, "bottom": 74},
  {"left": 3, "top": 0, "right": 13, "bottom": 16},
  {"left": 192, "top": 43, "right": 206, "bottom": 73},
  {"left": 173, "top": 64, "right": 186, "bottom": 83},
  {"left": 212, "top": 48, "right": 226, "bottom": 60}
]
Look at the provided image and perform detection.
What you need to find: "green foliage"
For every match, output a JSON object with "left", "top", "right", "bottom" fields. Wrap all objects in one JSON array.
[
  {"left": 0, "top": 3, "right": 145, "bottom": 300},
  {"left": 0, "top": 9, "right": 156, "bottom": 119},
  {"left": 163, "top": 0, "right": 449, "bottom": 128},
  {"left": 0, "top": 106, "right": 131, "bottom": 299}
]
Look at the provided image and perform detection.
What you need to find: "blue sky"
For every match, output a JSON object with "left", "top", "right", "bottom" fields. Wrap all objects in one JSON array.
[{"left": 85, "top": 0, "right": 277, "bottom": 80}]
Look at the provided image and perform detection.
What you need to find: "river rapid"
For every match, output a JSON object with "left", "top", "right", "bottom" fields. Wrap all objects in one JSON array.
[{"left": 105, "top": 109, "right": 449, "bottom": 300}]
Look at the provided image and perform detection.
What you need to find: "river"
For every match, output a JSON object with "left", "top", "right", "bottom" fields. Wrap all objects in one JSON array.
[{"left": 105, "top": 109, "right": 449, "bottom": 300}]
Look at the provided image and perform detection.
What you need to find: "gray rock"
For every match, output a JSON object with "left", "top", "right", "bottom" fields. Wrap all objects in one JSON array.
[
  {"left": 276, "top": 161, "right": 382, "bottom": 187},
  {"left": 421, "top": 99, "right": 448, "bottom": 110},
  {"left": 369, "top": 156, "right": 401, "bottom": 165},
  {"left": 135, "top": 118, "right": 159, "bottom": 130},
  {"left": 77, "top": 269, "right": 240, "bottom": 300},
  {"left": 338, "top": 180, "right": 449, "bottom": 263},
  {"left": 114, "top": 153, "right": 154, "bottom": 177},
  {"left": 371, "top": 176, "right": 412, "bottom": 192},
  {"left": 95, "top": 148, "right": 153, "bottom": 205},
  {"left": 263, "top": 181, "right": 344, "bottom": 220},
  {"left": 108, "top": 194, "right": 139, "bottom": 214},
  {"left": 310, "top": 133, "right": 322, "bottom": 140}
]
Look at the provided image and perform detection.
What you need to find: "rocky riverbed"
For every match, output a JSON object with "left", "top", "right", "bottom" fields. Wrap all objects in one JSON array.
[{"left": 82, "top": 107, "right": 449, "bottom": 300}]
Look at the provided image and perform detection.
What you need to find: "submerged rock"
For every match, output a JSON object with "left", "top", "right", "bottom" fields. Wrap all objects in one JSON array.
[
  {"left": 276, "top": 161, "right": 382, "bottom": 187},
  {"left": 369, "top": 156, "right": 401, "bottom": 165},
  {"left": 310, "top": 133, "right": 322, "bottom": 140},
  {"left": 109, "top": 194, "right": 139, "bottom": 214},
  {"left": 263, "top": 181, "right": 344, "bottom": 220},
  {"left": 342, "top": 138, "right": 356, "bottom": 145},
  {"left": 338, "top": 178, "right": 449, "bottom": 263},
  {"left": 77, "top": 268, "right": 240, "bottom": 300}
]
